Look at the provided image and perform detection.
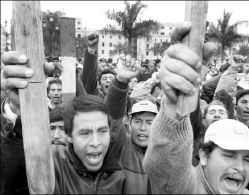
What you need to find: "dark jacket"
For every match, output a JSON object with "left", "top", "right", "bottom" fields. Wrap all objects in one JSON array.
[{"left": 105, "top": 77, "right": 152, "bottom": 194}]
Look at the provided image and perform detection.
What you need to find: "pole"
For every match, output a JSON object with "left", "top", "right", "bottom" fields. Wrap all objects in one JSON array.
[
  {"left": 176, "top": 1, "right": 209, "bottom": 117},
  {"left": 12, "top": 1, "right": 55, "bottom": 194}
]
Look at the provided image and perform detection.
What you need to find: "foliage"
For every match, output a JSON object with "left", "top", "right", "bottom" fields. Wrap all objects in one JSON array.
[
  {"left": 110, "top": 41, "right": 130, "bottom": 56},
  {"left": 206, "top": 9, "right": 249, "bottom": 59},
  {"left": 149, "top": 41, "right": 170, "bottom": 58},
  {"left": 236, "top": 43, "right": 249, "bottom": 60},
  {"left": 42, "top": 10, "right": 66, "bottom": 57},
  {"left": 102, "top": 0, "right": 160, "bottom": 57}
]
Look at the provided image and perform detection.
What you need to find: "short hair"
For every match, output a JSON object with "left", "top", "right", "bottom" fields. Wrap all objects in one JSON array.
[
  {"left": 52, "top": 57, "right": 59, "bottom": 61},
  {"left": 236, "top": 89, "right": 249, "bottom": 105},
  {"left": 203, "top": 100, "right": 228, "bottom": 119},
  {"left": 63, "top": 95, "right": 109, "bottom": 136},
  {"left": 49, "top": 104, "right": 65, "bottom": 123},
  {"left": 199, "top": 141, "right": 218, "bottom": 157},
  {"left": 47, "top": 78, "right": 62, "bottom": 94},
  {"left": 98, "top": 69, "right": 116, "bottom": 82}
]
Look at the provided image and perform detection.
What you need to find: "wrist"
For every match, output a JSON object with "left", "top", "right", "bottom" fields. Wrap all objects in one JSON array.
[
  {"left": 87, "top": 47, "right": 96, "bottom": 54},
  {"left": 116, "top": 75, "right": 129, "bottom": 84}
]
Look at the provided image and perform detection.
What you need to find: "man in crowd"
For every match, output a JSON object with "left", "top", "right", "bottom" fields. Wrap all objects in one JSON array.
[
  {"left": 143, "top": 21, "right": 249, "bottom": 194},
  {"left": 49, "top": 104, "right": 68, "bottom": 146},
  {"left": 47, "top": 78, "right": 63, "bottom": 111},
  {"left": 52, "top": 57, "right": 62, "bottom": 78},
  {"left": 1, "top": 47, "right": 153, "bottom": 194},
  {"left": 234, "top": 89, "right": 249, "bottom": 127}
]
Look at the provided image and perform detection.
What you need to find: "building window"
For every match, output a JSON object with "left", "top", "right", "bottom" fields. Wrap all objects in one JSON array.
[
  {"left": 102, "top": 50, "right": 104, "bottom": 54},
  {"left": 102, "top": 35, "right": 104, "bottom": 38},
  {"left": 102, "top": 42, "right": 104, "bottom": 47},
  {"left": 155, "top": 39, "right": 157, "bottom": 42},
  {"left": 146, "top": 37, "right": 150, "bottom": 41},
  {"left": 109, "top": 50, "right": 112, "bottom": 54},
  {"left": 169, "top": 27, "right": 172, "bottom": 30},
  {"left": 109, "top": 42, "right": 112, "bottom": 47},
  {"left": 77, "top": 21, "right": 81, "bottom": 25},
  {"left": 161, "top": 26, "right": 165, "bottom": 29},
  {"left": 77, "top": 34, "right": 81, "bottom": 38},
  {"left": 146, "top": 44, "right": 149, "bottom": 49},
  {"left": 110, "top": 34, "right": 112, "bottom": 39},
  {"left": 161, "top": 39, "right": 162, "bottom": 42},
  {"left": 160, "top": 32, "right": 165, "bottom": 35},
  {"left": 77, "top": 27, "right": 81, "bottom": 30},
  {"left": 146, "top": 51, "right": 149, "bottom": 56}
]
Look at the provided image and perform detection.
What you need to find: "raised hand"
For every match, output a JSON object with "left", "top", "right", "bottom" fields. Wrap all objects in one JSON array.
[
  {"left": 158, "top": 22, "right": 216, "bottom": 118},
  {"left": 1, "top": 51, "right": 53, "bottom": 114},
  {"left": 87, "top": 33, "right": 99, "bottom": 52},
  {"left": 116, "top": 54, "right": 141, "bottom": 83}
]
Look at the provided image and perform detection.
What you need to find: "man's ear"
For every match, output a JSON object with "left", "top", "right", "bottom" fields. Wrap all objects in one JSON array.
[{"left": 199, "top": 149, "right": 208, "bottom": 166}]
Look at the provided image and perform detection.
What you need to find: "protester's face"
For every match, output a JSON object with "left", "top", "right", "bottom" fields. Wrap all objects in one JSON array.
[
  {"left": 53, "top": 60, "right": 59, "bottom": 67},
  {"left": 130, "top": 112, "right": 156, "bottom": 148},
  {"left": 205, "top": 105, "right": 228, "bottom": 127},
  {"left": 48, "top": 83, "right": 62, "bottom": 105},
  {"left": 128, "top": 77, "right": 138, "bottom": 91},
  {"left": 200, "top": 147, "right": 249, "bottom": 194},
  {"left": 100, "top": 73, "right": 115, "bottom": 94},
  {"left": 50, "top": 121, "right": 67, "bottom": 146},
  {"left": 70, "top": 111, "right": 110, "bottom": 172},
  {"left": 99, "top": 61, "right": 107, "bottom": 70},
  {"left": 236, "top": 94, "right": 249, "bottom": 122}
]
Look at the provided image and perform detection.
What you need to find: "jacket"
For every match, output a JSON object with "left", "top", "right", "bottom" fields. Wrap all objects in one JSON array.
[
  {"left": 143, "top": 96, "right": 249, "bottom": 194},
  {"left": 105, "top": 77, "right": 152, "bottom": 194}
]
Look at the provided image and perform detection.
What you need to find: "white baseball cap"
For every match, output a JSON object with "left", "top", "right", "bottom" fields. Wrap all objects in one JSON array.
[
  {"left": 204, "top": 119, "right": 249, "bottom": 150},
  {"left": 130, "top": 99, "right": 158, "bottom": 115}
]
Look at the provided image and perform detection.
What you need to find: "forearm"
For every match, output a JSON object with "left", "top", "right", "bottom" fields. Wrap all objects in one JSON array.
[
  {"left": 105, "top": 77, "right": 128, "bottom": 120},
  {"left": 81, "top": 49, "right": 98, "bottom": 94},
  {"left": 143, "top": 96, "right": 196, "bottom": 194}
]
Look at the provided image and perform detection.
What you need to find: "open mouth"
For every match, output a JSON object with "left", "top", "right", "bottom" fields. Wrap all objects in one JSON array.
[
  {"left": 137, "top": 134, "right": 148, "bottom": 140},
  {"left": 224, "top": 175, "right": 244, "bottom": 192},
  {"left": 87, "top": 152, "right": 102, "bottom": 161}
]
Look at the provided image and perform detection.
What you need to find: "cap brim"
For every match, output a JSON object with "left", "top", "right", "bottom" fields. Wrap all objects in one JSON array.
[
  {"left": 212, "top": 139, "right": 249, "bottom": 151},
  {"left": 129, "top": 110, "right": 158, "bottom": 115}
]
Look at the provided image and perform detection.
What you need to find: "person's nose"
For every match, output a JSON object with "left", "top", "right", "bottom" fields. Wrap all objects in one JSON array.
[{"left": 90, "top": 132, "right": 101, "bottom": 148}]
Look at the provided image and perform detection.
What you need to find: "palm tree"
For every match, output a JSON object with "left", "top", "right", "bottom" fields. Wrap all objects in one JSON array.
[
  {"left": 110, "top": 41, "right": 130, "bottom": 57},
  {"left": 103, "top": 0, "right": 160, "bottom": 58},
  {"left": 206, "top": 9, "right": 249, "bottom": 59},
  {"left": 149, "top": 41, "right": 170, "bottom": 59}
]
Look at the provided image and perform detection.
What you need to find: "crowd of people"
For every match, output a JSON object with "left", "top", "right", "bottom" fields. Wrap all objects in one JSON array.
[{"left": 1, "top": 21, "right": 249, "bottom": 194}]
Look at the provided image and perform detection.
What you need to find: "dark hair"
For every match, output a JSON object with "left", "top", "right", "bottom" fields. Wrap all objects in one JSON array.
[
  {"left": 150, "top": 82, "right": 161, "bottom": 95},
  {"left": 63, "top": 95, "right": 109, "bottom": 136},
  {"left": 49, "top": 104, "right": 65, "bottom": 123},
  {"left": 47, "top": 78, "right": 62, "bottom": 94},
  {"left": 199, "top": 141, "right": 218, "bottom": 157},
  {"left": 98, "top": 69, "right": 116, "bottom": 82},
  {"left": 203, "top": 99, "right": 228, "bottom": 119},
  {"left": 236, "top": 89, "right": 249, "bottom": 105},
  {"left": 52, "top": 57, "right": 59, "bottom": 61}
]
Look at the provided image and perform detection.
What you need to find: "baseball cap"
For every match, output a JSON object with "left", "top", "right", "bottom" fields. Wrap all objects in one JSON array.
[
  {"left": 130, "top": 99, "right": 158, "bottom": 115},
  {"left": 204, "top": 119, "right": 249, "bottom": 150}
]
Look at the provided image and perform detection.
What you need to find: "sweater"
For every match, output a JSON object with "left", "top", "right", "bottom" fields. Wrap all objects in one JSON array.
[{"left": 143, "top": 96, "right": 249, "bottom": 194}]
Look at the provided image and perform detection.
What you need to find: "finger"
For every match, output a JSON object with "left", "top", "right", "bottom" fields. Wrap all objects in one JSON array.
[
  {"left": 2, "top": 78, "right": 28, "bottom": 90},
  {"left": 203, "top": 42, "right": 217, "bottom": 62},
  {"left": 171, "top": 22, "right": 191, "bottom": 43},
  {"left": 163, "top": 56, "right": 201, "bottom": 84},
  {"left": 3, "top": 65, "right": 34, "bottom": 78},
  {"left": 166, "top": 44, "right": 201, "bottom": 72},
  {"left": 160, "top": 82, "right": 178, "bottom": 104},
  {"left": 159, "top": 67, "right": 195, "bottom": 95},
  {"left": 1, "top": 51, "right": 28, "bottom": 65}
]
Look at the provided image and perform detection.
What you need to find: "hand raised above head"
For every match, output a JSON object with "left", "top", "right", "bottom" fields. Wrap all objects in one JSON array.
[
  {"left": 87, "top": 33, "right": 99, "bottom": 50},
  {"left": 116, "top": 54, "right": 141, "bottom": 83}
]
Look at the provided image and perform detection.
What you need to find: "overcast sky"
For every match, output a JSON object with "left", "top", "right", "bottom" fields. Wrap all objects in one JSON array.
[{"left": 1, "top": 1, "right": 249, "bottom": 34}]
